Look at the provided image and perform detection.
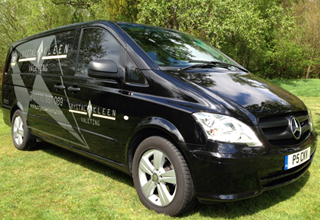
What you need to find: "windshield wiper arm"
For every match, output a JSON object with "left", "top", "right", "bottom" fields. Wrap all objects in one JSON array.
[
  {"left": 188, "top": 60, "right": 221, "bottom": 64},
  {"left": 178, "top": 60, "right": 248, "bottom": 72}
]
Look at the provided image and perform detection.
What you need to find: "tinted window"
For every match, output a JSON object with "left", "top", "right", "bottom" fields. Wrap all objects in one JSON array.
[
  {"left": 77, "top": 28, "right": 125, "bottom": 76},
  {"left": 125, "top": 54, "right": 147, "bottom": 84},
  {"left": 8, "top": 31, "right": 75, "bottom": 74},
  {"left": 118, "top": 24, "right": 236, "bottom": 67}
]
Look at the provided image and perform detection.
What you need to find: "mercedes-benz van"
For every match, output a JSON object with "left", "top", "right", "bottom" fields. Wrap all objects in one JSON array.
[{"left": 1, "top": 20, "right": 317, "bottom": 216}]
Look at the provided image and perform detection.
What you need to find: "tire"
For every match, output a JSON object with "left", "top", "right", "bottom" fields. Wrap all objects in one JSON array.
[
  {"left": 132, "top": 136, "right": 195, "bottom": 216},
  {"left": 11, "top": 110, "right": 35, "bottom": 151}
]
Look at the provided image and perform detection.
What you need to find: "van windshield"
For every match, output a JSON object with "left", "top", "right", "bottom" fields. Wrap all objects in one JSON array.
[{"left": 118, "top": 23, "right": 237, "bottom": 68}]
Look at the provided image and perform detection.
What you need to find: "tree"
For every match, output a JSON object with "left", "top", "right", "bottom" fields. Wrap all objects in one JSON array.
[
  {"left": 51, "top": 0, "right": 109, "bottom": 21},
  {"left": 51, "top": 0, "right": 102, "bottom": 9},
  {"left": 105, "top": 0, "right": 139, "bottom": 22},
  {"left": 1, "top": 0, "right": 318, "bottom": 79},
  {"left": 0, "top": 0, "right": 76, "bottom": 66},
  {"left": 50, "top": 0, "right": 140, "bottom": 22},
  {"left": 137, "top": 0, "right": 298, "bottom": 78},
  {"left": 292, "top": 0, "right": 320, "bottom": 78},
  {"left": 0, "top": 0, "right": 109, "bottom": 70}
]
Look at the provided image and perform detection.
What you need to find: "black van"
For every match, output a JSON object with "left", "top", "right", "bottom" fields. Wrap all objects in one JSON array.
[{"left": 1, "top": 20, "right": 317, "bottom": 216}]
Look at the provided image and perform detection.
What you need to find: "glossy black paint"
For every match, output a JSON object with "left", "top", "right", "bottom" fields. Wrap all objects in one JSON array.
[
  {"left": 190, "top": 134, "right": 317, "bottom": 203},
  {"left": 172, "top": 69, "right": 306, "bottom": 118},
  {"left": 1, "top": 20, "right": 318, "bottom": 203}
]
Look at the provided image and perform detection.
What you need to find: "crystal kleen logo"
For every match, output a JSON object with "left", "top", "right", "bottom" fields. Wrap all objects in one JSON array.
[
  {"left": 18, "top": 39, "right": 69, "bottom": 63},
  {"left": 87, "top": 100, "right": 93, "bottom": 118},
  {"left": 69, "top": 100, "right": 116, "bottom": 123},
  {"left": 37, "top": 41, "right": 44, "bottom": 66}
]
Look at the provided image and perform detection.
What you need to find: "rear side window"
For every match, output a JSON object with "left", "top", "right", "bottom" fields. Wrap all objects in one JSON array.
[
  {"left": 77, "top": 28, "right": 125, "bottom": 76},
  {"left": 8, "top": 31, "right": 75, "bottom": 75}
]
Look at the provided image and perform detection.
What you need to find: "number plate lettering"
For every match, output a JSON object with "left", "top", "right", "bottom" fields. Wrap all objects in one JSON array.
[{"left": 284, "top": 147, "right": 310, "bottom": 170}]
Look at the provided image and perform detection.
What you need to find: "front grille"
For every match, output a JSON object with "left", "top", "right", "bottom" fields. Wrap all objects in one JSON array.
[
  {"left": 260, "top": 151, "right": 314, "bottom": 189},
  {"left": 259, "top": 112, "right": 310, "bottom": 146}
]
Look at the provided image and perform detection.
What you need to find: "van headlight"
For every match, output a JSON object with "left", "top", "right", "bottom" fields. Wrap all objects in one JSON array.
[
  {"left": 193, "top": 112, "right": 262, "bottom": 147},
  {"left": 307, "top": 107, "right": 315, "bottom": 132}
]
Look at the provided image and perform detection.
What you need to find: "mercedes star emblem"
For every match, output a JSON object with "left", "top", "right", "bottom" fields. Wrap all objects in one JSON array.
[{"left": 290, "top": 117, "right": 301, "bottom": 140}]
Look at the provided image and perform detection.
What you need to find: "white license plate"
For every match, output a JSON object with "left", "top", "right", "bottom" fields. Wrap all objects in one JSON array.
[{"left": 284, "top": 147, "right": 310, "bottom": 170}]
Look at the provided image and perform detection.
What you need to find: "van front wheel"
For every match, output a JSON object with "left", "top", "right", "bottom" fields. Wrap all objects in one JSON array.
[
  {"left": 132, "top": 136, "right": 195, "bottom": 216},
  {"left": 11, "top": 110, "right": 35, "bottom": 151}
]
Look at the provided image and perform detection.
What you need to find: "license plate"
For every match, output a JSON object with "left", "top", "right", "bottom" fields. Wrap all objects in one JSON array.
[{"left": 284, "top": 147, "right": 310, "bottom": 170}]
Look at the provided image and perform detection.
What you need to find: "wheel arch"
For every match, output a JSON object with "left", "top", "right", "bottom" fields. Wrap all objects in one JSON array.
[
  {"left": 10, "top": 100, "right": 23, "bottom": 124},
  {"left": 126, "top": 117, "right": 187, "bottom": 174}
]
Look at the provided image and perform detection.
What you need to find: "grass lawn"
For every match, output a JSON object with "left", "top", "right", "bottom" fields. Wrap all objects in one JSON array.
[
  {"left": 270, "top": 78, "right": 320, "bottom": 97},
  {"left": 1, "top": 79, "right": 320, "bottom": 219}
]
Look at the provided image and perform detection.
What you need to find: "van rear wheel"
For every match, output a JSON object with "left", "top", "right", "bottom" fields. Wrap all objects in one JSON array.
[
  {"left": 11, "top": 110, "right": 35, "bottom": 151},
  {"left": 132, "top": 136, "right": 195, "bottom": 216}
]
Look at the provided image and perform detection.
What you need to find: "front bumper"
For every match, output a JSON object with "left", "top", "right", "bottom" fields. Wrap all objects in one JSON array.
[{"left": 184, "top": 131, "right": 318, "bottom": 204}]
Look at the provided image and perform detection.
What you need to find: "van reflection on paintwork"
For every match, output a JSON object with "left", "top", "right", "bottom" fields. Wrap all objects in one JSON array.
[{"left": 1, "top": 21, "right": 317, "bottom": 216}]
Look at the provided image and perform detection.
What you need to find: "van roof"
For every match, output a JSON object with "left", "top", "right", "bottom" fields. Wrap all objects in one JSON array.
[{"left": 11, "top": 20, "right": 114, "bottom": 48}]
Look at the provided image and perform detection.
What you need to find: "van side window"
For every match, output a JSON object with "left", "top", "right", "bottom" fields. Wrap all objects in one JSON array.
[
  {"left": 126, "top": 55, "right": 147, "bottom": 84},
  {"left": 8, "top": 31, "right": 74, "bottom": 75},
  {"left": 77, "top": 28, "right": 125, "bottom": 76}
]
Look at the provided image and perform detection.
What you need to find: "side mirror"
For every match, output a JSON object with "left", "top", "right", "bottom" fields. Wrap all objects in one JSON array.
[{"left": 88, "top": 60, "right": 123, "bottom": 81}]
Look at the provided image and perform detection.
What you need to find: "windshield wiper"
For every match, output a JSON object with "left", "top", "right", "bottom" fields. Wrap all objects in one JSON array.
[{"left": 178, "top": 60, "right": 248, "bottom": 72}]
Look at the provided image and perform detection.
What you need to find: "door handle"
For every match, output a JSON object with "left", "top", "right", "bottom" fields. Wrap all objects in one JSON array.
[
  {"left": 54, "top": 84, "right": 65, "bottom": 90},
  {"left": 120, "top": 90, "right": 132, "bottom": 96},
  {"left": 68, "top": 86, "right": 81, "bottom": 92}
]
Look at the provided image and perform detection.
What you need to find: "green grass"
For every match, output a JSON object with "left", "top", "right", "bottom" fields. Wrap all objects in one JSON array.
[
  {"left": 270, "top": 79, "right": 320, "bottom": 97},
  {"left": 1, "top": 79, "right": 320, "bottom": 219}
]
